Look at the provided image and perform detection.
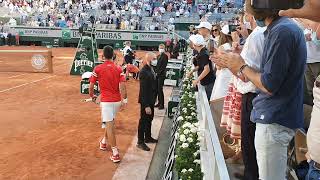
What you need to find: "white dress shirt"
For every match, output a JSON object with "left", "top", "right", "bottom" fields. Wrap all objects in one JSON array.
[{"left": 235, "top": 26, "right": 266, "bottom": 94}]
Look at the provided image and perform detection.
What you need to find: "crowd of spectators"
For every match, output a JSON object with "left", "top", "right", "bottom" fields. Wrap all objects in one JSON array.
[
  {"left": 187, "top": 0, "right": 320, "bottom": 179},
  {"left": 0, "top": 0, "right": 241, "bottom": 31}
]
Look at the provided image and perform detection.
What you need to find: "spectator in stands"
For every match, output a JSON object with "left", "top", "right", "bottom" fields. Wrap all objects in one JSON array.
[
  {"left": 210, "top": 24, "right": 233, "bottom": 102},
  {"left": 211, "top": 24, "right": 232, "bottom": 48},
  {"left": 170, "top": 38, "right": 180, "bottom": 59},
  {"left": 213, "top": 1, "right": 307, "bottom": 180},
  {"left": 15, "top": 31, "right": 19, "bottom": 46},
  {"left": 305, "top": 75, "right": 320, "bottom": 180},
  {"left": 195, "top": 21, "right": 215, "bottom": 53},
  {"left": 297, "top": 20, "right": 320, "bottom": 103},
  {"left": 165, "top": 36, "right": 171, "bottom": 52},
  {"left": 282, "top": 4, "right": 320, "bottom": 177},
  {"left": 231, "top": 11, "right": 266, "bottom": 180},
  {"left": 188, "top": 34, "right": 216, "bottom": 100},
  {"left": 2, "top": 31, "right": 8, "bottom": 45},
  {"left": 279, "top": 0, "right": 320, "bottom": 22}
]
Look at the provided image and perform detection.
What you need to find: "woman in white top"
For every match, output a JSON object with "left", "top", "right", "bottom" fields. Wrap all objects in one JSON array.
[{"left": 210, "top": 24, "right": 234, "bottom": 102}]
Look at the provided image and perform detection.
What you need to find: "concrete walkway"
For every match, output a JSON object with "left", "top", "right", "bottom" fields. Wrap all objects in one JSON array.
[{"left": 112, "top": 86, "right": 173, "bottom": 180}]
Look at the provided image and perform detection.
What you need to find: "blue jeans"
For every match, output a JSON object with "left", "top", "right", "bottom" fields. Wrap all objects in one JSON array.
[{"left": 306, "top": 160, "right": 320, "bottom": 180}]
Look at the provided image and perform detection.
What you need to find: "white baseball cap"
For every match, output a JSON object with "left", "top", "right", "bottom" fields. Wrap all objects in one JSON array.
[
  {"left": 189, "top": 34, "right": 206, "bottom": 46},
  {"left": 221, "top": 24, "right": 230, "bottom": 35},
  {"left": 195, "top": 21, "right": 212, "bottom": 30}
]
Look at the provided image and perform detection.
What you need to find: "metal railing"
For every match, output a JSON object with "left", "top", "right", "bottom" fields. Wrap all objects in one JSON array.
[{"left": 197, "top": 84, "right": 230, "bottom": 180}]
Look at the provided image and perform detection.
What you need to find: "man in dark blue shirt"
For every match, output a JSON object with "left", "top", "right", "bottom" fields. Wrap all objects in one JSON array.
[{"left": 213, "top": 1, "right": 307, "bottom": 179}]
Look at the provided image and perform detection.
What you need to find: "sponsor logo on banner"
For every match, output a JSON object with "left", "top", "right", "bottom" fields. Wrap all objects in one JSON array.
[
  {"left": 17, "top": 29, "right": 61, "bottom": 37},
  {"left": 72, "top": 31, "right": 122, "bottom": 40},
  {"left": 132, "top": 33, "right": 165, "bottom": 41},
  {"left": 74, "top": 53, "right": 94, "bottom": 72},
  {"left": 14, "top": 28, "right": 169, "bottom": 41},
  {"left": 62, "top": 29, "right": 71, "bottom": 39},
  {"left": 31, "top": 54, "right": 46, "bottom": 70}
]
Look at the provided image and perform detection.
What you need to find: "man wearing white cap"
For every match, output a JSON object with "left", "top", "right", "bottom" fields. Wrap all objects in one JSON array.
[
  {"left": 196, "top": 21, "right": 215, "bottom": 53},
  {"left": 188, "top": 34, "right": 216, "bottom": 100}
]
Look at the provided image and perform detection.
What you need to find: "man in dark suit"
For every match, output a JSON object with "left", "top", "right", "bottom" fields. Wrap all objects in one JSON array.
[
  {"left": 154, "top": 44, "right": 168, "bottom": 110},
  {"left": 137, "top": 52, "right": 158, "bottom": 151}
]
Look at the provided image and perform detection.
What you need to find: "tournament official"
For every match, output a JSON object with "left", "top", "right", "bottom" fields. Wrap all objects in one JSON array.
[
  {"left": 154, "top": 44, "right": 168, "bottom": 110},
  {"left": 137, "top": 52, "right": 158, "bottom": 151},
  {"left": 89, "top": 46, "right": 128, "bottom": 163}
]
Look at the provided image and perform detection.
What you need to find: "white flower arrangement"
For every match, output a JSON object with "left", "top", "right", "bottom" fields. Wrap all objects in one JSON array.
[
  {"left": 182, "top": 108, "right": 188, "bottom": 113},
  {"left": 190, "top": 127, "right": 198, "bottom": 133},
  {"left": 193, "top": 159, "right": 201, "bottom": 164},
  {"left": 187, "top": 137, "right": 194, "bottom": 143},
  {"left": 182, "top": 122, "right": 192, "bottom": 128},
  {"left": 181, "top": 169, "right": 187, "bottom": 173},
  {"left": 181, "top": 143, "right": 189, "bottom": 148},
  {"left": 177, "top": 116, "right": 184, "bottom": 121},
  {"left": 179, "top": 134, "right": 186, "bottom": 142},
  {"left": 183, "top": 129, "right": 190, "bottom": 135},
  {"left": 188, "top": 168, "right": 194, "bottom": 172},
  {"left": 193, "top": 151, "right": 199, "bottom": 157}
]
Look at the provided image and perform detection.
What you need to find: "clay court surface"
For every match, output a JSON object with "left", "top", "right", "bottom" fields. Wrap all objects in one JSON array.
[{"left": 0, "top": 46, "right": 148, "bottom": 179}]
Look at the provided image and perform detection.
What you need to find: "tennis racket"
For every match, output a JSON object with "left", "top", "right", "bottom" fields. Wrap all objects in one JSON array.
[{"left": 82, "top": 95, "right": 101, "bottom": 105}]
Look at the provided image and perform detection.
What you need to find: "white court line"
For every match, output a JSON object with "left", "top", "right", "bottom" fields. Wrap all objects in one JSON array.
[
  {"left": 0, "top": 62, "right": 72, "bottom": 93},
  {"left": 0, "top": 75, "right": 56, "bottom": 93},
  {"left": 6, "top": 62, "right": 70, "bottom": 79},
  {"left": 8, "top": 73, "right": 27, "bottom": 79},
  {"left": 0, "top": 50, "right": 50, "bottom": 53},
  {"left": 54, "top": 56, "right": 74, "bottom": 59}
]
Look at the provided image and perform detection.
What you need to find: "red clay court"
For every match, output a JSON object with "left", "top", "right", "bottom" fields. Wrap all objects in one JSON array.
[{"left": 0, "top": 46, "right": 148, "bottom": 179}]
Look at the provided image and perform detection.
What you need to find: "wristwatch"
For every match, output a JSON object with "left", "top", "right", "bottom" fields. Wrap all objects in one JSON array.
[{"left": 237, "top": 64, "right": 248, "bottom": 77}]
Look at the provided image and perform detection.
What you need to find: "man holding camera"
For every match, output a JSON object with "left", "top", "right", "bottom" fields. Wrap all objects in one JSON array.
[{"left": 214, "top": 1, "right": 307, "bottom": 179}]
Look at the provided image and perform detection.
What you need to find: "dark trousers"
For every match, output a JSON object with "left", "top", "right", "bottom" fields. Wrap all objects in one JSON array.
[
  {"left": 155, "top": 76, "right": 165, "bottom": 106},
  {"left": 138, "top": 105, "right": 154, "bottom": 144},
  {"left": 204, "top": 82, "right": 214, "bottom": 101},
  {"left": 241, "top": 93, "right": 259, "bottom": 180}
]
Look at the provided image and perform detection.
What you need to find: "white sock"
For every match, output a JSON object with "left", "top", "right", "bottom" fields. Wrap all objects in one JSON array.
[
  {"left": 101, "top": 137, "right": 106, "bottom": 144},
  {"left": 112, "top": 147, "right": 119, "bottom": 155}
]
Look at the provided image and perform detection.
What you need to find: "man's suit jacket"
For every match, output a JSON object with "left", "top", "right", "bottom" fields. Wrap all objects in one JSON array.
[
  {"left": 155, "top": 53, "right": 168, "bottom": 78},
  {"left": 138, "top": 65, "right": 156, "bottom": 107}
]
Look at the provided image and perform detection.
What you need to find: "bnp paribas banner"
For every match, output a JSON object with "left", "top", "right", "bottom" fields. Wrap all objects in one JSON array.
[
  {"left": 71, "top": 30, "right": 170, "bottom": 42},
  {"left": 11, "top": 27, "right": 170, "bottom": 42},
  {"left": 17, "top": 28, "right": 61, "bottom": 37}
]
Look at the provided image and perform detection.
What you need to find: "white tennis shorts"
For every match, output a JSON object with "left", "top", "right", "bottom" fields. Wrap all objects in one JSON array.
[{"left": 100, "top": 101, "right": 121, "bottom": 128}]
